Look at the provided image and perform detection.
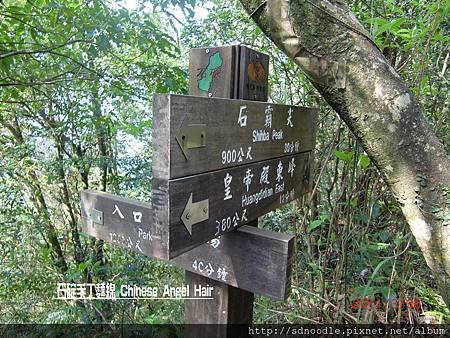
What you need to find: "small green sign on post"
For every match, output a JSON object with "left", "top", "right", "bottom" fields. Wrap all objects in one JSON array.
[{"left": 197, "top": 51, "right": 223, "bottom": 92}]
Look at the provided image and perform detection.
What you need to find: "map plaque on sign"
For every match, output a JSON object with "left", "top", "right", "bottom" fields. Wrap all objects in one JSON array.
[
  {"left": 189, "top": 45, "right": 269, "bottom": 101},
  {"left": 80, "top": 45, "right": 317, "bottom": 304}
]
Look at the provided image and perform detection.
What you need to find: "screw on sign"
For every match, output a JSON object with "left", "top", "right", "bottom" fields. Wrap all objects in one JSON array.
[
  {"left": 80, "top": 189, "right": 294, "bottom": 300},
  {"left": 180, "top": 193, "right": 209, "bottom": 236}
]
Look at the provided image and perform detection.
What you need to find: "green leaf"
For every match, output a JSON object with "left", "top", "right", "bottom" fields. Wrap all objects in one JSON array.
[
  {"left": 422, "top": 311, "right": 445, "bottom": 319},
  {"left": 335, "top": 150, "right": 354, "bottom": 163},
  {"left": 358, "top": 155, "right": 371, "bottom": 169},
  {"left": 376, "top": 243, "right": 390, "bottom": 250},
  {"left": 309, "top": 219, "right": 323, "bottom": 230},
  {"left": 11, "top": 88, "right": 19, "bottom": 100},
  {"left": 0, "top": 58, "right": 12, "bottom": 76},
  {"left": 98, "top": 35, "right": 111, "bottom": 51},
  {"left": 87, "top": 44, "right": 98, "bottom": 57}
]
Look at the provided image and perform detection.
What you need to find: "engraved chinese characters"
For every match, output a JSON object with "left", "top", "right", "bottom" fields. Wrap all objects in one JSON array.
[
  {"left": 80, "top": 45, "right": 317, "bottom": 302},
  {"left": 152, "top": 94, "right": 316, "bottom": 258},
  {"left": 152, "top": 94, "right": 317, "bottom": 179},
  {"left": 80, "top": 190, "right": 294, "bottom": 300},
  {"left": 82, "top": 192, "right": 154, "bottom": 255},
  {"left": 158, "top": 152, "right": 311, "bottom": 258}
]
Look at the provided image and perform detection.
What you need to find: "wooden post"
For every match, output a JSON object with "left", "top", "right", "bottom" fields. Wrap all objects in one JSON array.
[
  {"left": 185, "top": 271, "right": 254, "bottom": 324},
  {"left": 184, "top": 272, "right": 254, "bottom": 338},
  {"left": 184, "top": 46, "right": 269, "bottom": 332},
  {"left": 79, "top": 45, "right": 316, "bottom": 333}
]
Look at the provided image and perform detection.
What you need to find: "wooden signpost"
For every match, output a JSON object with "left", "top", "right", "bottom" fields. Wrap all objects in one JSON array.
[
  {"left": 152, "top": 96, "right": 316, "bottom": 259},
  {"left": 153, "top": 94, "right": 316, "bottom": 179},
  {"left": 81, "top": 190, "right": 293, "bottom": 300},
  {"left": 153, "top": 149, "right": 312, "bottom": 258},
  {"left": 79, "top": 45, "right": 317, "bottom": 334}
]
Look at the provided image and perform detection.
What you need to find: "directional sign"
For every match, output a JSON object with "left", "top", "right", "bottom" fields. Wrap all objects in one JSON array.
[
  {"left": 80, "top": 190, "right": 293, "bottom": 300},
  {"left": 153, "top": 151, "right": 312, "bottom": 258},
  {"left": 150, "top": 48, "right": 317, "bottom": 259},
  {"left": 152, "top": 94, "right": 317, "bottom": 179}
]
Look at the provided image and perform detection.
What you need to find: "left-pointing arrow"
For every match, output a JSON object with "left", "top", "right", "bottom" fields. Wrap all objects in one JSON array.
[{"left": 181, "top": 193, "right": 209, "bottom": 236}]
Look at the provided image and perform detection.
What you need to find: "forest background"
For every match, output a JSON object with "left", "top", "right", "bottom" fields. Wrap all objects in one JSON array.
[{"left": 0, "top": 0, "right": 448, "bottom": 324}]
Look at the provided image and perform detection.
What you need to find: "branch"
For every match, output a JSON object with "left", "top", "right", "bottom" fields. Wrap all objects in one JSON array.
[
  {"left": 0, "top": 38, "right": 92, "bottom": 60},
  {"left": 239, "top": 0, "right": 450, "bottom": 307},
  {"left": 0, "top": 11, "right": 48, "bottom": 33}
]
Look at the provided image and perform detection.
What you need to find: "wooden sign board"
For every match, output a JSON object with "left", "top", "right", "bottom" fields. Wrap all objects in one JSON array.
[
  {"left": 234, "top": 46, "right": 269, "bottom": 101},
  {"left": 153, "top": 151, "right": 312, "bottom": 258},
  {"left": 80, "top": 190, "right": 293, "bottom": 300},
  {"left": 152, "top": 94, "right": 317, "bottom": 179},
  {"left": 189, "top": 45, "right": 269, "bottom": 101}
]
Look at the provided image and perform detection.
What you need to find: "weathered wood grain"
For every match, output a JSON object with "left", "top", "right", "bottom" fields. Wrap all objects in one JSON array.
[
  {"left": 184, "top": 271, "right": 254, "bottom": 338},
  {"left": 80, "top": 190, "right": 293, "bottom": 300},
  {"left": 234, "top": 45, "right": 269, "bottom": 101},
  {"left": 153, "top": 151, "right": 311, "bottom": 258},
  {"left": 173, "top": 224, "right": 293, "bottom": 300},
  {"left": 151, "top": 94, "right": 171, "bottom": 258},
  {"left": 152, "top": 94, "right": 317, "bottom": 179},
  {"left": 80, "top": 191, "right": 165, "bottom": 257},
  {"left": 186, "top": 45, "right": 269, "bottom": 330}
]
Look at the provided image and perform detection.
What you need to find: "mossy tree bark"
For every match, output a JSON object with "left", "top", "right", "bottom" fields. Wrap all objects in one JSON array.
[{"left": 239, "top": 0, "right": 450, "bottom": 306}]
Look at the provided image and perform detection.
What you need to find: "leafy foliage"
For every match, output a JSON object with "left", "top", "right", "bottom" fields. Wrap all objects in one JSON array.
[{"left": 0, "top": 0, "right": 189, "bottom": 323}]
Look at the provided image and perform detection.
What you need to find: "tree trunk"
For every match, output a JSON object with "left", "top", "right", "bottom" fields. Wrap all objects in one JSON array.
[
  {"left": 0, "top": 116, "right": 68, "bottom": 273},
  {"left": 239, "top": 0, "right": 449, "bottom": 307}
]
